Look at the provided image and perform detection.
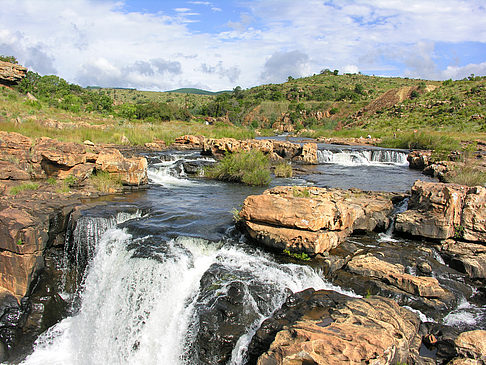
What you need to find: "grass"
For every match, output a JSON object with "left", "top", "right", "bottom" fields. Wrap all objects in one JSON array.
[
  {"left": 89, "top": 171, "right": 122, "bottom": 192},
  {"left": 443, "top": 166, "right": 486, "bottom": 187},
  {"left": 379, "top": 131, "right": 461, "bottom": 159},
  {"left": 9, "top": 182, "right": 40, "bottom": 195},
  {"left": 292, "top": 186, "right": 311, "bottom": 198},
  {"left": 273, "top": 162, "right": 293, "bottom": 178},
  {"left": 283, "top": 249, "right": 311, "bottom": 261},
  {"left": 205, "top": 150, "right": 271, "bottom": 186}
]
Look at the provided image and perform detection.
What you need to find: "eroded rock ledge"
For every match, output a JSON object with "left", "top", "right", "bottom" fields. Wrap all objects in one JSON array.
[{"left": 238, "top": 185, "right": 402, "bottom": 255}]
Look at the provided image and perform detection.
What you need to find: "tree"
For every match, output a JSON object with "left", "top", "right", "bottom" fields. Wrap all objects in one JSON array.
[
  {"left": 333, "top": 69, "right": 339, "bottom": 76},
  {"left": 0, "top": 55, "right": 18, "bottom": 64}
]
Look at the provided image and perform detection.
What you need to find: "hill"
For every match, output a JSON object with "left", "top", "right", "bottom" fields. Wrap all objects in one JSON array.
[{"left": 166, "top": 88, "right": 230, "bottom": 95}]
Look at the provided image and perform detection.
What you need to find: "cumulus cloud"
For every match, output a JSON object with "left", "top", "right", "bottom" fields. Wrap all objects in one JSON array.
[
  {"left": 199, "top": 61, "right": 241, "bottom": 83},
  {"left": 261, "top": 50, "right": 310, "bottom": 83},
  {"left": 0, "top": 0, "right": 485, "bottom": 91}
]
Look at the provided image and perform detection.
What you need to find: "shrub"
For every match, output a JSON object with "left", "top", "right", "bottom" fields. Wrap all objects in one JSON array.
[
  {"left": 90, "top": 171, "right": 122, "bottom": 192},
  {"left": 274, "top": 162, "right": 293, "bottom": 178},
  {"left": 205, "top": 150, "right": 271, "bottom": 186},
  {"left": 9, "top": 182, "right": 40, "bottom": 195},
  {"left": 443, "top": 166, "right": 486, "bottom": 187},
  {"left": 283, "top": 249, "right": 311, "bottom": 261}
]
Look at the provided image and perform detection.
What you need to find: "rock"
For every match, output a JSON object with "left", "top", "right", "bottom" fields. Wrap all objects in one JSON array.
[
  {"left": 408, "top": 150, "right": 432, "bottom": 170},
  {"left": 252, "top": 289, "right": 422, "bottom": 365},
  {"left": 172, "top": 135, "right": 204, "bottom": 150},
  {"left": 95, "top": 149, "right": 148, "bottom": 186},
  {"left": 0, "top": 161, "right": 31, "bottom": 180},
  {"left": 120, "top": 135, "right": 130, "bottom": 145},
  {"left": 83, "top": 140, "right": 95, "bottom": 146},
  {"left": 33, "top": 137, "right": 87, "bottom": 168},
  {"left": 239, "top": 186, "right": 397, "bottom": 255},
  {"left": 144, "top": 139, "right": 166, "bottom": 151},
  {"left": 0, "top": 61, "right": 27, "bottom": 85},
  {"left": 454, "top": 330, "right": 486, "bottom": 362},
  {"left": 346, "top": 254, "right": 452, "bottom": 300},
  {"left": 57, "top": 163, "right": 95, "bottom": 182},
  {"left": 202, "top": 138, "right": 318, "bottom": 164},
  {"left": 442, "top": 241, "right": 486, "bottom": 279},
  {"left": 395, "top": 181, "right": 486, "bottom": 242}
]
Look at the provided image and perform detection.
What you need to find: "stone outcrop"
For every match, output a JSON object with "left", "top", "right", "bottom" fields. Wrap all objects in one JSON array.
[
  {"left": 453, "top": 330, "right": 486, "bottom": 363},
  {"left": 395, "top": 180, "right": 486, "bottom": 242},
  {"left": 239, "top": 186, "right": 399, "bottom": 255},
  {"left": 95, "top": 149, "right": 148, "bottom": 186},
  {"left": 171, "top": 134, "right": 204, "bottom": 150},
  {"left": 0, "top": 132, "right": 148, "bottom": 185},
  {"left": 202, "top": 137, "right": 318, "bottom": 164},
  {"left": 442, "top": 240, "right": 486, "bottom": 279},
  {"left": 0, "top": 192, "right": 87, "bottom": 299},
  {"left": 0, "top": 61, "right": 27, "bottom": 85},
  {"left": 249, "top": 289, "right": 422, "bottom": 365},
  {"left": 346, "top": 254, "right": 452, "bottom": 301}
]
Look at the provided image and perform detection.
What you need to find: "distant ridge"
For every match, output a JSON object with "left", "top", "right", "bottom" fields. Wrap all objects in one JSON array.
[{"left": 166, "top": 88, "right": 230, "bottom": 95}]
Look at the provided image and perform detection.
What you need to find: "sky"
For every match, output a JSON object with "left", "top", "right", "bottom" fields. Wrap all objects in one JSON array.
[{"left": 1, "top": 0, "right": 485, "bottom": 91}]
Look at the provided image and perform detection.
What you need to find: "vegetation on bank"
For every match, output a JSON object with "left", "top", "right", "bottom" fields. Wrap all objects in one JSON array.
[
  {"left": 443, "top": 166, "right": 486, "bottom": 187},
  {"left": 1, "top": 55, "right": 485, "bottom": 158},
  {"left": 205, "top": 150, "right": 271, "bottom": 186}
]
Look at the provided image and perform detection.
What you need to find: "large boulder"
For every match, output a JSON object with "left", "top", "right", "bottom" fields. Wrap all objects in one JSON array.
[
  {"left": 346, "top": 254, "right": 452, "bottom": 301},
  {"left": 453, "top": 330, "right": 486, "bottom": 362},
  {"left": 442, "top": 240, "right": 486, "bottom": 279},
  {"left": 395, "top": 181, "right": 486, "bottom": 242},
  {"left": 250, "top": 289, "right": 422, "bottom": 365},
  {"left": 95, "top": 149, "right": 148, "bottom": 186},
  {"left": 239, "top": 186, "right": 398, "bottom": 255},
  {"left": 0, "top": 61, "right": 27, "bottom": 85}
]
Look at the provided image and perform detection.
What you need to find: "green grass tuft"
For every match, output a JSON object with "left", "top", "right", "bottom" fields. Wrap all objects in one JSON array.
[
  {"left": 9, "top": 182, "right": 40, "bottom": 195},
  {"left": 90, "top": 171, "right": 122, "bottom": 192},
  {"left": 273, "top": 162, "right": 293, "bottom": 178},
  {"left": 205, "top": 150, "right": 271, "bottom": 186},
  {"left": 443, "top": 166, "right": 486, "bottom": 187}
]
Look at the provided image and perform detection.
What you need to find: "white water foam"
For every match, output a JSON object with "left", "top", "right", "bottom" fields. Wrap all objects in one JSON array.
[
  {"left": 23, "top": 229, "right": 356, "bottom": 365},
  {"left": 443, "top": 296, "right": 485, "bottom": 328},
  {"left": 317, "top": 149, "right": 409, "bottom": 166},
  {"left": 147, "top": 163, "right": 195, "bottom": 187}
]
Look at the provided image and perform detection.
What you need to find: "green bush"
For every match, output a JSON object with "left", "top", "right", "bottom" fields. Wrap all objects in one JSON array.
[
  {"left": 90, "top": 171, "right": 122, "bottom": 192},
  {"left": 205, "top": 150, "right": 271, "bottom": 186},
  {"left": 274, "top": 162, "right": 293, "bottom": 178}
]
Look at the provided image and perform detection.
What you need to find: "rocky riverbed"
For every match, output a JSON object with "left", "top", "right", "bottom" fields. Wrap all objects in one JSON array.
[{"left": 1, "top": 132, "right": 485, "bottom": 364}]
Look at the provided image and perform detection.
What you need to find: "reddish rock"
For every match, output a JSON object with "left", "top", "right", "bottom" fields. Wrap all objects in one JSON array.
[
  {"left": 32, "top": 137, "right": 87, "bottom": 168},
  {"left": 172, "top": 135, "right": 204, "bottom": 149},
  {"left": 202, "top": 137, "right": 318, "bottom": 164},
  {"left": 346, "top": 254, "right": 452, "bottom": 300},
  {"left": 239, "top": 186, "right": 397, "bottom": 254},
  {"left": 395, "top": 181, "right": 486, "bottom": 242},
  {"left": 0, "top": 161, "right": 31, "bottom": 180},
  {"left": 454, "top": 330, "right": 486, "bottom": 362},
  {"left": 0, "top": 61, "right": 27, "bottom": 85},
  {"left": 95, "top": 149, "right": 148, "bottom": 186},
  {"left": 257, "top": 294, "right": 422, "bottom": 365}
]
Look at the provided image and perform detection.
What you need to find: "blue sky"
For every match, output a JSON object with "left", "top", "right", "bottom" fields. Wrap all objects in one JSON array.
[{"left": 1, "top": 0, "right": 485, "bottom": 91}]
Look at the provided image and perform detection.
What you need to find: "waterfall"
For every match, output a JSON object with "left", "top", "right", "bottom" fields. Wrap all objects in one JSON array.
[
  {"left": 317, "top": 148, "right": 409, "bottom": 166},
  {"left": 378, "top": 198, "right": 409, "bottom": 242},
  {"left": 23, "top": 228, "right": 357, "bottom": 365}
]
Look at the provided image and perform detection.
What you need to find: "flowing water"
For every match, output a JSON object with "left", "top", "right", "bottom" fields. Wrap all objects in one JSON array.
[{"left": 15, "top": 147, "right": 485, "bottom": 364}]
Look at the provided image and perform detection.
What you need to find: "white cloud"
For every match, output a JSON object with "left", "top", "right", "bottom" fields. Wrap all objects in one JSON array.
[{"left": 0, "top": 0, "right": 484, "bottom": 91}]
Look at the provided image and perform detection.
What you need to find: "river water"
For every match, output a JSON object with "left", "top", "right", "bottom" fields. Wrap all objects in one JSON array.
[{"left": 17, "top": 146, "right": 485, "bottom": 364}]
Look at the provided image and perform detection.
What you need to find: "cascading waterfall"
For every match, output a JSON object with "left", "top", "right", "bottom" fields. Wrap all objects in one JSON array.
[
  {"left": 317, "top": 148, "right": 409, "bottom": 166},
  {"left": 378, "top": 198, "right": 409, "bottom": 242},
  {"left": 23, "top": 225, "right": 356, "bottom": 365}
]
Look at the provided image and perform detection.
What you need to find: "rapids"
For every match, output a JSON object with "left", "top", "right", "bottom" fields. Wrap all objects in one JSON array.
[{"left": 12, "top": 146, "right": 485, "bottom": 364}]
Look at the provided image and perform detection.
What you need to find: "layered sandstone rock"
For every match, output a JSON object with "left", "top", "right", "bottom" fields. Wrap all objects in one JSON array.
[
  {"left": 346, "top": 254, "right": 452, "bottom": 300},
  {"left": 202, "top": 137, "right": 318, "bottom": 164},
  {"left": 453, "top": 330, "right": 486, "bottom": 362},
  {"left": 442, "top": 240, "right": 486, "bottom": 279},
  {"left": 0, "top": 132, "right": 148, "bottom": 186},
  {"left": 95, "top": 149, "right": 148, "bottom": 186},
  {"left": 239, "top": 186, "right": 398, "bottom": 254},
  {"left": 0, "top": 61, "right": 27, "bottom": 85},
  {"left": 251, "top": 289, "right": 422, "bottom": 365},
  {"left": 395, "top": 181, "right": 486, "bottom": 242},
  {"left": 171, "top": 134, "right": 204, "bottom": 150}
]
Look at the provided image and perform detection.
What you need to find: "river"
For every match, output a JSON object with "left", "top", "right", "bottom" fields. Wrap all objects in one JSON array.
[{"left": 15, "top": 146, "right": 485, "bottom": 364}]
